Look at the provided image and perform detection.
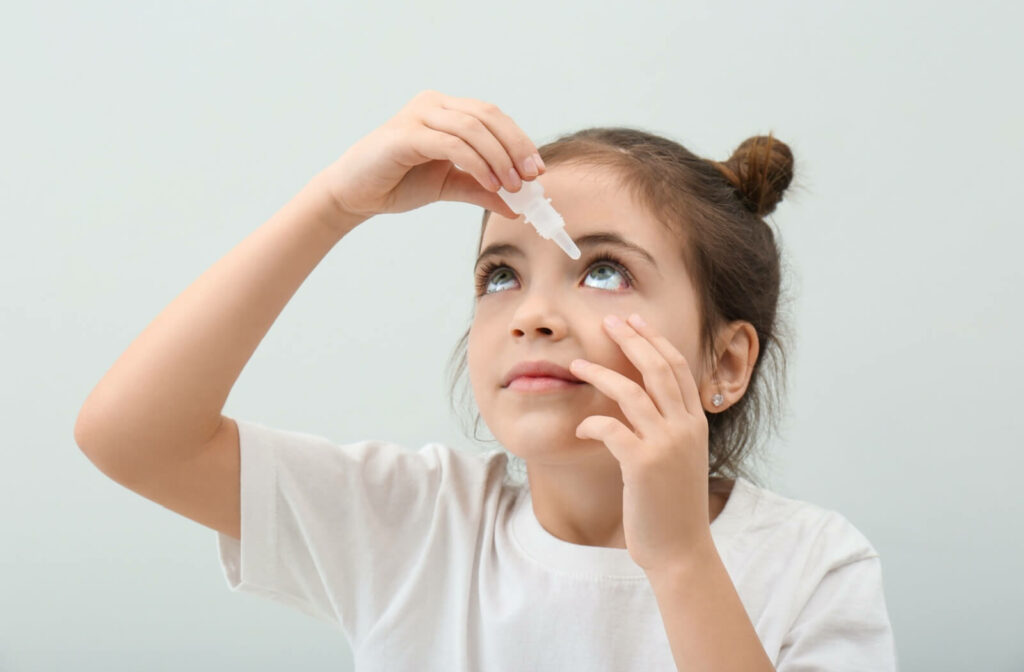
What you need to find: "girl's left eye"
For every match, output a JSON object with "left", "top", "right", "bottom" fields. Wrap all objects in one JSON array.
[{"left": 473, "top": 252, "right": 635, "bottom": 297}]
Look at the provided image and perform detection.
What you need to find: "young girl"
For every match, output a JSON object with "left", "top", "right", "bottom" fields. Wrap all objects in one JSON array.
[{"left": 75, "top": 90, "right": 897, "bottom": 670}]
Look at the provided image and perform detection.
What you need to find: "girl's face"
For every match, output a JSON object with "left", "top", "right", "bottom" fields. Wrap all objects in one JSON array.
[{"left": 468, "top": 164, "right": 711, "bottom": 467}]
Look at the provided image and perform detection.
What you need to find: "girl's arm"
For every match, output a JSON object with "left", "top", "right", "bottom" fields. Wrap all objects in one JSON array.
[
  {"left": 74, "top": 91, "right": 542, "bottom": 537},
  {"left": 74, "top": 172, "right": 364, "bottom": 486}
]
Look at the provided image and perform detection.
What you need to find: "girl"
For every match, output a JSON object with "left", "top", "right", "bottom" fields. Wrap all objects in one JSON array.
[{"left": 75, "top": 90, "right": 898, "bottom": 670}]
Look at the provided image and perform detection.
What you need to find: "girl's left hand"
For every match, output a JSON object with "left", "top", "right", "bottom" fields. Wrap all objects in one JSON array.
[{"left": 569, "top": 313, "right": 715, "bottom": 575}]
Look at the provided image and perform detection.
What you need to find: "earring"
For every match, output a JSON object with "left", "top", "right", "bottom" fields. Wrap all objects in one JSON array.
[{"left": 711, "top": 393, "right": 724, "bottom": 407}]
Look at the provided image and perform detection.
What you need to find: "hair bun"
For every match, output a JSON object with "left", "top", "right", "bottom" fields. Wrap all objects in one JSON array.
[{"left": 713, "top": 134, "right": 794, "bottom": 217}]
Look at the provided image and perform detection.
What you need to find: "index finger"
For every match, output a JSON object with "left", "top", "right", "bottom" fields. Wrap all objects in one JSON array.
[
  {"left": 438, "top": 95, "right": 545, "bottom": 182},
  {"left": 625, "top": 314, "right": 705, "bottom": 417}
]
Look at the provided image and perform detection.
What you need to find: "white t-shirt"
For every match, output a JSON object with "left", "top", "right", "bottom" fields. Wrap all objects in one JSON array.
[{"left": 217, "top": 419, "right": 899, "bottom": 671}]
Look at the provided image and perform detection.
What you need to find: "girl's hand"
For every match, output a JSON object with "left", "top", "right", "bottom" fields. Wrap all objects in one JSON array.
[
  {"left": 319, "top": 90, "right": 543, "bottom": 220},
  {"left": 569, "top": 313, "right": 716, "bottom": 575}
]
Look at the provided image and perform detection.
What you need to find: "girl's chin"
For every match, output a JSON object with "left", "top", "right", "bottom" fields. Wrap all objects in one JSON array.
[{"left": 497, "top": 429, "right": 603, "bottom": 449}]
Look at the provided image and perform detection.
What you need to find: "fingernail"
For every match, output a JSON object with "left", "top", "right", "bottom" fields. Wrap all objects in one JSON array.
[
  {"left": 604, "top": 314, "right": 623, "bottom": 328},
  {"left": 507, "top": 167, "right": 522, "bottom": 190},
  {"left": 628, "top": 313, "right": 646, "bottom": 327},
  {"left": 521, "top": 155, "right": 538, "bottom": 177},
  {"left": 533, "top": 153, "right": 546, "bottom": 171},
  {"left": 571, "top": 359, "right": 589, "bottom": 370}
]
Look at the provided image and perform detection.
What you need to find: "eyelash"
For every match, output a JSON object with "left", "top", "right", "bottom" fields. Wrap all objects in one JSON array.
[{"left": 473, "top": 251, "right": 636, "bottom": 297}]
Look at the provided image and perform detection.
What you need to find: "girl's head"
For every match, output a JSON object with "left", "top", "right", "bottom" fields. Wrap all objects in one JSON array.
[{"left": 448, "top": 127, "right": 795, "bottom": 488}]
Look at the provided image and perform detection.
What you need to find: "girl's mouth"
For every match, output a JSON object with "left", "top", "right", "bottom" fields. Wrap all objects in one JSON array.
[{"left": 507, "top": 376, "right": 585, "bottom": 392}]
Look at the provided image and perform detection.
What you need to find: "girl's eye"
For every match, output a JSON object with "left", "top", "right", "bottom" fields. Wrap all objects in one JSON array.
[
  {"left": 475, "top": 265, "right": 516, "bottom": 296},
  {"left": 582, "top": 260, "right": 631, "bottom": 291},
  {"left": 473, "top": 253, "right": 635, "bottom": 297}
]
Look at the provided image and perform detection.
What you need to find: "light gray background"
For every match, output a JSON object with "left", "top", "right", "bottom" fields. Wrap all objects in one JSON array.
[{"left": 3, "top": 1, "right": 1021, "bottom": 670}]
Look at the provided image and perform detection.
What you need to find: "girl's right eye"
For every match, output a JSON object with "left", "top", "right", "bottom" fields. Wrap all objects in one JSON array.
[{"left": 474, "top": 260, "right": 513, "bottom": 295}]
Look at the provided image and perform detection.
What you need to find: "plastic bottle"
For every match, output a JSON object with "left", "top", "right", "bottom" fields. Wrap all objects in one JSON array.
[{"left": 497, "top": 181, "right": 580, "bottom": 259}]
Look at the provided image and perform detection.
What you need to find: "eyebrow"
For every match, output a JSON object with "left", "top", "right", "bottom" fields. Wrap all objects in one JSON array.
[{"left": 474, "top": 231, "right": 659, "bottom": 273}]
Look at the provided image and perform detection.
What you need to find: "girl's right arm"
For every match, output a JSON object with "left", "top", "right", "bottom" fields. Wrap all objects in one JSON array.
[{"left": 73, "top": 90, "right": 544, "bottom": 539}]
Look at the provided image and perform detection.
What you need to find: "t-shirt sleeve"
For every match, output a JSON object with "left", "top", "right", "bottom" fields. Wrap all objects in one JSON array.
[
  {"left": 775, "top": 514, "right": 900, "bottom": 671},
  {"left": 215, "top": 418, "right": 468, "bottom": 642}
]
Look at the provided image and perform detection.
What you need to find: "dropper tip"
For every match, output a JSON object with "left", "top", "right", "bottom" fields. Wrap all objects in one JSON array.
[{"left": 554, "top": 229, "right": 581, "bottom": 259}]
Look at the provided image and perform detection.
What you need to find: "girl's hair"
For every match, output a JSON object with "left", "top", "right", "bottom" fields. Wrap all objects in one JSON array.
[{"left": 446, "top": 127, "right": 796, "bottom": 490}]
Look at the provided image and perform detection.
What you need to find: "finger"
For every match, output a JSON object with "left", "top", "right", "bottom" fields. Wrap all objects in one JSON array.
[
  {"left": 626, "top": 313, "right": 703, "bottom": 416},
  {"left": 569, "top": 358, "right": 663, "bottom": 438},
  {"left": 411, "top": 124, "right": 504, "bottom": 193},
  {"left": 575, "top": 415, "right": 637, "bottom": 464},
  {"left": 436, "top": 95, "right": 544, "bottom": 182},
  {"left": 419, "top": 106, "right": 518, "bottom": 191},
  {"left": 601, "top": 314, "right": 690, "bottom": 420}
]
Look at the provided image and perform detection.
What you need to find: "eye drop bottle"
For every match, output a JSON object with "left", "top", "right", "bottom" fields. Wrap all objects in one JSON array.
[{"left": 497, "top": 181, "right": 580, "bottom": 259}]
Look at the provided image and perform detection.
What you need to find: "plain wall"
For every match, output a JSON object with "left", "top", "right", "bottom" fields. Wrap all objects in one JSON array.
[{"left": 2, "top": 1, "right": 1022, "bottom": 670}]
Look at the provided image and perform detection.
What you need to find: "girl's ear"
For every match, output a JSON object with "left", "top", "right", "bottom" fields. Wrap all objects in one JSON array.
[{"left": 703, "top": 321, "right": 759, "bottom": 411}]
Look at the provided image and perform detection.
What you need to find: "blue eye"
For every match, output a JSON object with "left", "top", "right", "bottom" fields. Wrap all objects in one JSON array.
[
  {"left": 476, "top": 265, "right": 516, "bottom": 295},
  {"left": 473, "top": 252, "right": 635, "bottom": 297},
  {"left": 583, "top": 261, "right": 630, "bottom": 291}
]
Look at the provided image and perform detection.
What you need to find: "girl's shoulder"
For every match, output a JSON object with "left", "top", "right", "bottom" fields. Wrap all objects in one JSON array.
[{"left": 734, "top": 477, "right": 881, "bottom": 564}]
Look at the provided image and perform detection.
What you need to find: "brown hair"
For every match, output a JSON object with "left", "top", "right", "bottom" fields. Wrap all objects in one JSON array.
[{"left": 446, "top": 127, "right": 796, "bottom": 489}]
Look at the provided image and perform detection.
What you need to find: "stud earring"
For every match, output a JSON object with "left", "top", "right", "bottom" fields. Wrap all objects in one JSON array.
[{"left": 711, "top": 393, "right": 724, "bottom": 407}]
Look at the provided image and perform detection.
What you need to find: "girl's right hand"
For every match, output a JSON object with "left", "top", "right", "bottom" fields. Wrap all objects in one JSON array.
[{"left": 318, "top": 90, "right": 545, "bottom": 221}]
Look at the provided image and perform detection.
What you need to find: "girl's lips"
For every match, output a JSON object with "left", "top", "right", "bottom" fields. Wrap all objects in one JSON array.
[
  {"left": 503, "top": 360, "right": 584, "bottom": 386},
  {"left": 507, "top": 376, "right": 585, "bottom": 392}
]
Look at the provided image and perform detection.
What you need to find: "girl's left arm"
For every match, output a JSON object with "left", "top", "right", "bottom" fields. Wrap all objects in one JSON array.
[{"left": 647, "top": 544, "right": 775, "bottom": 672}]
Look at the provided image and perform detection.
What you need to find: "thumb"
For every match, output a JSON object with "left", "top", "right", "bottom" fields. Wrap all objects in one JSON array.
[{"left": 439, "top": 169, "right": 519, "bottom": 219}]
